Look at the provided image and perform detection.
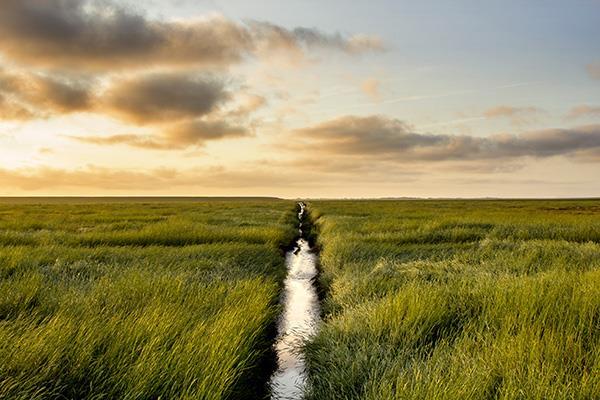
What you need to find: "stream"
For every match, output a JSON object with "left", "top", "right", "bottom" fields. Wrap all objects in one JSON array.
[{"left": 269, "top": 202, "right": 321, "bottom": 400}]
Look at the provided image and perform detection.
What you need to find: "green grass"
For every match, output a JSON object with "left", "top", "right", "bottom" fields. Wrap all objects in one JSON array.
[
  {"left": 304, "top": 199, "right": 600, "bottom": 399},
  {"left": 3, "top": 198, "right": 599, "bottom": 399},
  {"left": 0, "top": 199, "right": 297, "bottom": 400}
]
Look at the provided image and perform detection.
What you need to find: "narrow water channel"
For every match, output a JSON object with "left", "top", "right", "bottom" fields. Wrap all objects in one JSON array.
[{"left": 269, "top": 202, "right": 321, "bottom": 400}]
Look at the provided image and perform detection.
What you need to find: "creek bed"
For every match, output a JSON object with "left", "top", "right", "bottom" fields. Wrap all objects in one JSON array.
[{"left": 269, "top": 203, "right": 321, "bottom": 399}]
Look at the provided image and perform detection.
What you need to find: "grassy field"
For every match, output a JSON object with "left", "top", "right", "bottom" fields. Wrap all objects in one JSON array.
[
  {"left": 0, "top": 199, "right": 297, "bottom": 400},
  {"left": 2, "top": 198, "right": 599, "bottom": 399},
  {"left": 304, "top": 200, "right": 600, "bottom": 399}
]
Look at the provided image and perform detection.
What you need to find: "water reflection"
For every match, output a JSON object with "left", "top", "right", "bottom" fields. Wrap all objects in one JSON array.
[{"left": 269, "top": 203, "right": 321, "bottom": 399}]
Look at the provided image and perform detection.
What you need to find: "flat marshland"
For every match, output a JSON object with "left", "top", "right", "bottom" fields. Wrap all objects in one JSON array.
[
  {"left": 0, "top": 199, "right": 297, "bottom": 399},
  {"left": 304, "top": 200, "right": 600, "bottom": 399},
  {"left": 1, "top": 198, "right": 599, "bottom": 399}
]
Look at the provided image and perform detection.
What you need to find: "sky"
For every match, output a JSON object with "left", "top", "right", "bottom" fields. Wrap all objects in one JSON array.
[{"left": 0, "top": 0, "right": 599, "bottom": 198}]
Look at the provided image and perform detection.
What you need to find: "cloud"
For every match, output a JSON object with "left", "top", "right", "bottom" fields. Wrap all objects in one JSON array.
[
  {"left": 69, "top": 119, "right": 250, "bottom": 150},
  {"left": 567, "top": 105, "right": 600, "bottom": 119},
  {"left": 483, "top": 105, "right": 542, "bottom": 125},
  {"left": 0, "top": 68, "right": 22, "bottom": 93},
  {"left": 295, "top": 115, "right": 444, "bottom": 154},
  {"left": 361, "top": 78, "right": 380, "bottom": 100},
  {"left": 0, "top": 69, "right": 37, "bottom": 119},
  {"left": 69, "top": 134, "right": 165, "bottom": 149},
  {"left": 0, "top": 165, "right": 186, "bottom": 191},
  {"left": 38, "top": 147, "right": 54, "bottom": 154},
  {"left": 248, "top": 21, "right": 384, "bottom": 55},
  {"left": 570, "top": 148, "right": 600, "bottom": 162},
  {"left": 0, "top": 0, "right": 383, "bottom": 70},
  {"left": 346, "top": 35, "right": 386, "bottom": 53},
  {"left": 0, "top": 161, "right": 427, "bottom": 195},
  {"left": 167, "top": 119, "right": 249, "bottom": 145},
  {"left": 226, "top": 93, "right": 267, "bottom": 118},
  {"left": 586, "top": 62, "right": 600, "bottom": 80},
  {"left": 101, "top": 73, "right": 228, "bottom": 124},
  {"left": 0, "top": 164, "right": 301, "bottom": 191},
  {"left": 269, "top": 156, "right": 423, "bottom": 178},
  {"left": 64, "top": 73, "right": 256, "bottom": 149},
  {"left": 29, "top": 75, "right": 93, "bottom": 112},
  {"left": 0, "top": 94, "right": 36, "bottom": 120},
  {"left": 0, "top": 69, "right": 260, "bottom": 129},
  {"left": 0, "top": 0, "right": 250, "bottom": 70},
  {"left": 2, "top": 68, "right": 256, "bottom": 149},
  {"left": 293, "top": 115, "right": 600, "bottom": 162},
  {"left": 0, "top": 68, "right": 94, "bottom": 117}
]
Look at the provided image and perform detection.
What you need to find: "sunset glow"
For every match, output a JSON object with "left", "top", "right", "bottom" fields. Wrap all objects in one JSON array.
[{"left": 1, "top": 0, "right": 599, "bottom": 197}]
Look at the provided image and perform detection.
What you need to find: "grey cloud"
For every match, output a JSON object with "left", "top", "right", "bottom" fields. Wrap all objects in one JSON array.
[
  {"left": 0, "top": 0, "right": 383, "bottom": 70},
  {"left": 1, "top": 68, "right": 257, "bottom": 149},
  {"left": 167, "top": 119, "right": 250, "bottom": 145},
  {"left": 296, "top": 115, "right": 445, "bottom": 154},
  {"left": 30, "top": 75, "right": 93, "bottom": 112},
  {"left": 0, "top": 0, "right": 249, "bottom": 69},
  {"left": 248, "top": 21, "right": 384, "bottom": 54},
  {"left": 0, "top": 69, "right": 253, "bottom": 126},
  {"left": 0, "top": 68, "right": 94, "bottom": 116},
  {"left": 101, "top": 74, "right": 228, "bottom": 124},
  {"left": 493, "top": 126, "right": 600, "bottom": 158},
  {"left": 294, "top": 115, "right": 600, "bottom": 162}
]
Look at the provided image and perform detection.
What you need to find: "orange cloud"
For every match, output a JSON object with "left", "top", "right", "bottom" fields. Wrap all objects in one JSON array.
[
  {"left": 586, "top": 62, "right": 600, "bottom": 80},
  {"left": 0, "top": 94, "right": 36, "bottom": 120},
  {"left": 226, "top": 94, "right": 267, "bottom": 118},
  {"left": 483, "top": 105, "right": 542, "bottom": 125},
  {"left": 0, "top": 165, "right": 303, "bottom": 192},
  {"left": 69, "top": 119, "right": 250, "bottom": 150},
  {"left": 361, "top": 78, "right": 380, "bottom": 100},
  {"left": 568, "top": 105, "right": 600, "bottom": 119}
]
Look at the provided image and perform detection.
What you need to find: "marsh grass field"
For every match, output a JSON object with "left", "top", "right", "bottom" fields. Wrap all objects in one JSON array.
[
  {"left": 305, "top": 199, "right": 600, "bottom": 399},
  {"left": 0, "top": 198, "right": 297, "bottom": 399},
  {"left": 0, "top": 198, "right": 599, "bottom": 399}
]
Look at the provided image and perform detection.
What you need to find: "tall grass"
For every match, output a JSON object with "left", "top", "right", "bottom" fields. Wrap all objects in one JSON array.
[
  {"left": 304, "top": 199, "right": 600, "bottom": 399},
  {"left": 0, "top": 199, "right": 297, "bottom": 399}
]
